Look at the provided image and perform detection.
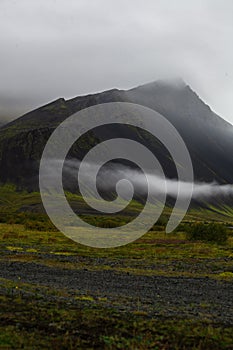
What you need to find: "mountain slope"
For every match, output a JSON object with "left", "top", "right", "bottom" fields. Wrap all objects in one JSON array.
[{"left": 0, "top": 80, "right": 233, "bottom": 191}]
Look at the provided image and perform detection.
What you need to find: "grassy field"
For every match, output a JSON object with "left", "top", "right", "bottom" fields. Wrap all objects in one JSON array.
[{"left": 0, "top": 186, "right": 233, "bottom": 349}]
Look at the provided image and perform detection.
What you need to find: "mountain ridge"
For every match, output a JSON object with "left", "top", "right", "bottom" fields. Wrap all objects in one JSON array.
[
  {"left": 2, "top": 79, "right": 232, "bottom": 130},
  {"left": 0, "top": 79, "right": 233, "bottom": 191}
]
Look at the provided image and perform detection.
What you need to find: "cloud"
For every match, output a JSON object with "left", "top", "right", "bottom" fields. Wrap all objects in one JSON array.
[
  {"left": 0, "top": 0, "right": 233, "bottom": 123},
  {"left": 43, "top": 159, "right": 233, "bottom": 200}
]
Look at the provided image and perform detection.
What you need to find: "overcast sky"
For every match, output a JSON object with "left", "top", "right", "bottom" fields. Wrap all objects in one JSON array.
[{"left": 0, "top": 0, "right": 232, "bottom": 123}]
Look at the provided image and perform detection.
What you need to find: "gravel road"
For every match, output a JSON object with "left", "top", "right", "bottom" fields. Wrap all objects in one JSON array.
[{"left": 0, "top": 260, "right": 232, "bottom": 325}]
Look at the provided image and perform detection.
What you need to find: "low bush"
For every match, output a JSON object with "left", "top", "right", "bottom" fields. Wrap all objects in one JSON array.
[
  {"left": 80, "top": 215, "right": 130, "bottom": 228},
  {"left": 187, "top": 223, "right": 228, "bottom": 244}
]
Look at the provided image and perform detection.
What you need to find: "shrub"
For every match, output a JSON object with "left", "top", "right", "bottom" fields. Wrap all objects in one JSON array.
[
  {"left": 80, "top": 215, "right": 129, "bottom": 228},
  {"left": 187, "top": 223, "right": 228, "bottom": 244}
]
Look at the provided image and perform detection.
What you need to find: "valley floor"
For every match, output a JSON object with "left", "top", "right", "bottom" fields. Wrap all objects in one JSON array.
[{"left": 0, "top": 223, "right": 233, "bottom": 349}]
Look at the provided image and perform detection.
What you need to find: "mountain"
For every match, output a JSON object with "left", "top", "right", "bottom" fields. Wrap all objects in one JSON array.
[
  {"left": 0, "top": 79, "right": 233, "bottom": 192},
  {"left": 0, "top": 118, "right": 8, "bottom": 128}
]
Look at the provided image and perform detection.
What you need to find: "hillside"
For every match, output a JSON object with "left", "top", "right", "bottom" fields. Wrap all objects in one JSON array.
[{"left": 0, "top": 79, "right": 233, "bottom": 191}]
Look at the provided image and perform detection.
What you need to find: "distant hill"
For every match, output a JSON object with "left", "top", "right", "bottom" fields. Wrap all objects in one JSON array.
[
  {"left": 0, "top": 118, "right": 8, "bottom": 128},
  {"left": 0, "top": 79, "right": 233, "bottom": 192}
]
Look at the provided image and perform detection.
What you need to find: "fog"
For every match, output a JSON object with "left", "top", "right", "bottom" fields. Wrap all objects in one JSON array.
[
  {"left": 0, "top": 0, "right": 233, "bottom": 123},
  {"left": 43, "top": 159, "right": 233, "bottom": 200}
]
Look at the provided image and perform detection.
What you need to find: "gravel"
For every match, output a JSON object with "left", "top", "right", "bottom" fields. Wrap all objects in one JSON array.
[{"left": 0, "top": 260, "right": 233, "bottom": 325}]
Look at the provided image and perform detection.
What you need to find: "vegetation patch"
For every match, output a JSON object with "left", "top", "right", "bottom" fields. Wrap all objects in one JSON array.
[{"left": 186, "top": 223, "right": 228, "bottom": 244}]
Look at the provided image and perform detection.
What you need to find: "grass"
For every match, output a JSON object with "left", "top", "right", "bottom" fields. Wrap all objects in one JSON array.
[
  {"left": 0, "top": 273, "right": 233, "bottom": 350},
  {"left": 0, "top": 222, "right": 233, "bottom": 348},
  {"left": 0, "top": 186, "right": 233, "bottom": 348},
  {"left": 1, "top": 301, "right": 233, "bottom": 349},
  {"left": 0, "top": 286, "right": 233, "bottom": 349},
  {"left": 0, "top": 222, "right": 233, "bottom": 278}
]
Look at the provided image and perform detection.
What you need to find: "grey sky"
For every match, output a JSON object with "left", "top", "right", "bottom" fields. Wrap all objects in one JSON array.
[{"left": 0, "top": 0, "right": 233, "bottom": 123}]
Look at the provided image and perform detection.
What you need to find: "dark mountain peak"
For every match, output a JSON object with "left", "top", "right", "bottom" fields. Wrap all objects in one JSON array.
[
  {"left": 67, "top": 87, "right": 124, "bottom": 105},
  {"left": 0, "top": 79, "right": 233, "bottom": 190},
  {"left": 67, "top": 88, "right": 121, "bottom": 103},
  {"left": 66, "top": 88, "right": 127, "bottom": 113},
  {"left": 130, "top": 78, "right": 187, "bottom": 93},
  {"left": 44, "top": 97, "right": 66, "bottom": 105},
  {"left": 1, "top": 97, "right": 67, "bottom": 129},
  {"left": 1, "top": 97, "right": 69, "bottom": 134},
  {"left": 127, "top": 78, "right": 217, "bottom": 124},
  {"left": 129, "top": 78, "right": 211, "bottom": 109},
  {"left": 0, "top": 88, "right": 127, "bottom": 134}
]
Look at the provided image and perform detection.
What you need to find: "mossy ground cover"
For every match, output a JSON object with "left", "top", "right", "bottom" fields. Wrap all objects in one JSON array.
[
  {"left": 0, "top": 187, "right": 233, "bottom": 349},
  {"left": 0, "top": 292, "right": 233, "bottom": 350}
]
